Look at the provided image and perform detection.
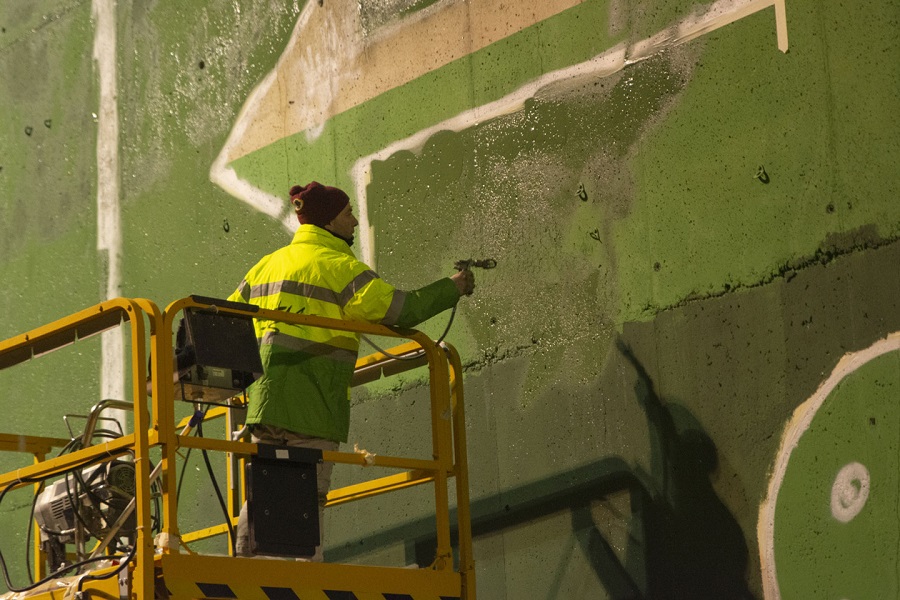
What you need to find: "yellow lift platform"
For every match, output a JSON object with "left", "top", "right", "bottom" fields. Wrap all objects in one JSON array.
[{"left": 0, "top": 297, "right": 475, "bottom": 599}]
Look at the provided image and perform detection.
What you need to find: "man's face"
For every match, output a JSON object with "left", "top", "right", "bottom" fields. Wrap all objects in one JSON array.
[{"left": 326, "top": 203, "right": 358, "bottom": 240}]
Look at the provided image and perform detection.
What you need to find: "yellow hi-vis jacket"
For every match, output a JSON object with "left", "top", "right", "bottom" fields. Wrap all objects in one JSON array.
[{"left": 228, "top": 224, "right": 460, "bottom": 442}]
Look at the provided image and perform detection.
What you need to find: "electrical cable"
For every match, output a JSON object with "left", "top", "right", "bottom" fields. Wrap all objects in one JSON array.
[
  {"left": 8, "top": 435, "right": 153, "bottom": 592},
  {"left": 14, "top": 424, "right": 160, "bottom": 591},
  {"left": 176, "top": 408, "right": 208, "bottom": 512},
  {"left": 63, "top": 470, "right": 105, "bottom": 542},
  {"left": 196, "top": 413, "right": 237, "bottom": 556},
  {"left": 3, "top": 549, "right": 129, "bottom": 595},
  {"left": 75, "top": 542, "right": 136, "bottom": 595},
  {"left": 57, "top": 430, "right": 159, "bottom": 540},
  {"left": 176, "top": 445, "right": 195, "bottom": 508},
  {"left": 58, "top": 432, "right": 125, "bottom": 535},
  {"left": 24, "top": 481, "right": 44, "bottom": 584},
  {"left": 149, "top": 479, "right": 161, "bottom": 535}
]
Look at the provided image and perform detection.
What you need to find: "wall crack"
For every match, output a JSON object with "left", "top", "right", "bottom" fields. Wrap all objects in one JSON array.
[{"left": 648, "top": 233, "right": 900, "bottom": 318}]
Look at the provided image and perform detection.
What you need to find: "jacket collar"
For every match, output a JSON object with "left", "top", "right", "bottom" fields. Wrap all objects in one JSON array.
[{"left": 292, "top": 224, "right": 354, "bottom": 256}]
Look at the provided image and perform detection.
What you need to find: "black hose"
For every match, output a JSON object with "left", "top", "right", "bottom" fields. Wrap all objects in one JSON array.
[
  {"left": 12, "top": 431, "right": 160, "bottom": 592},
  {"left": 176, "top": 447, "right": 194, "bottom": 507},
  {"left": 24, "top": 482, "right": 43, "bottom": 584},
  {"left": 63, "top": 471, "right": 105, "bottom": 541},
  {"left": 3, "top": 549, "right": 130, "bottom": 594},
  {"left": 176, "top": 409, "right": 206, "bottom": 509},
  {"left": 196, "top": 417, "right": 237, "bottom": 556},
  {"left": 362, "top": 305, "right": 457, "bottom": 360},
  {"left": 75, "top": 543, "right": 136, "bottom": 595}
]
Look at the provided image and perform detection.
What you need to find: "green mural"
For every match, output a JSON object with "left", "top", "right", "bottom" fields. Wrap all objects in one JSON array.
[{"left": 1, "top": 0, "right": 899, "bottom": 597}]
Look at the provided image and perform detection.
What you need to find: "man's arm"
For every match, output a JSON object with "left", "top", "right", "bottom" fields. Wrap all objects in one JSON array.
[
  {"left": 343, "top": 270, "right": 475, "bottom": 329},
  {"left": 393, "top": 269, "right": 475, "bottom": 328},
  {"left": 393, "top": 278, "right": 458, "bottom": 329}
]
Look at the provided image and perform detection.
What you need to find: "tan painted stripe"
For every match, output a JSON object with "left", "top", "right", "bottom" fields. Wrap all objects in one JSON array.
[{"left": 225, "top": 0, "right": 582, "bottom": 161}]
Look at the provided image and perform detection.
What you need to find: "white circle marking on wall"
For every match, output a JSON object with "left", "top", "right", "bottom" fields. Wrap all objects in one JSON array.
[{"left": 830, "top": 462, "right": 870, "bottom": 523}]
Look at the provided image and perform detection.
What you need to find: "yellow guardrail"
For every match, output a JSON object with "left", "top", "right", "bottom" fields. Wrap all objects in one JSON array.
[{"left": 0, "top": 297, "right": 475, "bottom": 599}]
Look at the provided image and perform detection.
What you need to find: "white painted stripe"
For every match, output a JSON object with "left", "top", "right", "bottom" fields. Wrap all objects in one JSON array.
[
  {"left": 209, "top": 81, "right": 287, "bottom": 224},
  {"left": 758, "top": 331, "right": 900, "bottom": 599},
  {"left": 92, "top": 0, "right": 125, "bottom": 427},
  {"left": 209, "top": 2, "right": 322, "bottom": 232}
]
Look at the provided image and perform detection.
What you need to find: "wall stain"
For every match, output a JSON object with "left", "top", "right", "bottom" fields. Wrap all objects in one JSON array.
[{"left": 367, "top": 46, "right": 698, "bottom": 404}]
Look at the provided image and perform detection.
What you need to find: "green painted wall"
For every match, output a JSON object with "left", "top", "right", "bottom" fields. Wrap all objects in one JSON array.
[{"left": 1, "top": 0, "right": 898, "bottom": 597}]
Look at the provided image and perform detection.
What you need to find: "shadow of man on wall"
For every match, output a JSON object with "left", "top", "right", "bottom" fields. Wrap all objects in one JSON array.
[
  {"left": 326, "top": 339, "right": 756, "bottom": 599},
  {"left": 614, "top": 339, "right": 755, "bottom": 600}
]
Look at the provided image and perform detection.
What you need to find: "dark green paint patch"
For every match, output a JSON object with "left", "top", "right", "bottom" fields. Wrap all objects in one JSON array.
[
  {"left": 364, "top": 50, "right": 690, "bottom": 389},
  {"left": 653, "top": 226, "right": 900, "bottom": 315},
  {"left": 336, "top": 241, "right": 900, "bottom": 598}
]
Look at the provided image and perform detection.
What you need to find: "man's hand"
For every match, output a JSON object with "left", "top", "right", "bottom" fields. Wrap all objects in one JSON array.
[{"left": 451, "top": 269, "right": 475, "bottom": 296}]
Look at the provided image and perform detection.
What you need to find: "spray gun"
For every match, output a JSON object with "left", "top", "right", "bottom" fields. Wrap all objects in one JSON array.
[
  {"left": 454, "top": 258, "right": 495, "bottom": 297},
  {"left": 454, "top": 258, "right": 498, "bottom": 271},
  {"left": 362, "top": 258, "right": 496, "bottom": 360}
]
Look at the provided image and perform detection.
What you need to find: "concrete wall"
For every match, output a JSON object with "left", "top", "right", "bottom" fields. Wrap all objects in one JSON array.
[{"left": 1, "top": 0, "right": 898, "bottom": 597}]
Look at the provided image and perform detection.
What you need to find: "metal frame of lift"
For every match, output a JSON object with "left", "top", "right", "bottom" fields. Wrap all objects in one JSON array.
[{"left": 0, "top": 297, "right": 475, "bottom": 599}]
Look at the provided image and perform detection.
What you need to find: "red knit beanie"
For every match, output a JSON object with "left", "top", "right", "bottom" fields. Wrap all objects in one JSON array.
[{"left": 289, "top": 182, "right": 349, "bottom": 227}]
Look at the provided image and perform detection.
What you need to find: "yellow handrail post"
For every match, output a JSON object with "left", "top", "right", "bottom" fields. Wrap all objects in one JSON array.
[
  {"left": 157, "top": 301, "right": 182, "bottom": 553},
  {"left": 122, "top": 300, "right": 155, "bottom": 600},
  {"left": 446, "top": 343, "right": 476, "bottom": 598},
  {"left": 420, "top": 335, "right": 455, "bottom": 570},
  {"left": 133, "top": 298, "right": 162, "bottom": 435},
  {"left": 32, "top": 452, "right": 47, "bottom": 583}
]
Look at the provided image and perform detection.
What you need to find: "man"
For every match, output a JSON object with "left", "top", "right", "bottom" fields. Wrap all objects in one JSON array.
[{"left": 230, "top": 181, "right": 475, "bottom": 560}]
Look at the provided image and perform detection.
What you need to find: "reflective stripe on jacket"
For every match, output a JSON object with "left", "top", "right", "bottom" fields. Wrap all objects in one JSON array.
[{"left": 228, "top": 224, "right": 459, "bottom": 442}]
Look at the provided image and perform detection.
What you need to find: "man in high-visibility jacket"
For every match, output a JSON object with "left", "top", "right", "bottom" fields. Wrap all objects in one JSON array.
[{"left": 230, "top": 181, "right": 475, "bottom": 559}]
